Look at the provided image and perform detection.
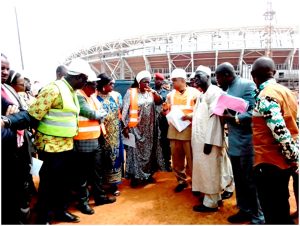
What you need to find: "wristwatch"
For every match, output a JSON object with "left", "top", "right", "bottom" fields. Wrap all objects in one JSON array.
[
  {"left": 235, "top": 114, "right": 240, "bottom": 125},
  {"left": 1, "top": 116, "right": 11, "bottom": 128}
]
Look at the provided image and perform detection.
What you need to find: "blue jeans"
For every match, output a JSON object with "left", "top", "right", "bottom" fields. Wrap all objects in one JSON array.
[{"left": 230, "top": 155, "right": 265, "bottom": 224}]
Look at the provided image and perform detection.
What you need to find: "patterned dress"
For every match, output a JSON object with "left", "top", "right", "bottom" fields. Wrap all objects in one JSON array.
[
  {"left": 97, "top": 92, "right": 124, "bottom": 185},
  {"left": 122, "top": 89, "right": 165, "bottom": 180}
]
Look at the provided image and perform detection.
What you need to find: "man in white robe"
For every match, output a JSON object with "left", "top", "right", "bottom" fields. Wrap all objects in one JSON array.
[{"left": 191, "top": 65, "right": 234, "bottom": 212}]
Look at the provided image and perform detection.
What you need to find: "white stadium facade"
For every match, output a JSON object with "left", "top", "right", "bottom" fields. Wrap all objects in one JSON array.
[{"left": 65, "top": 26, "right": 299, "bottom": 90}]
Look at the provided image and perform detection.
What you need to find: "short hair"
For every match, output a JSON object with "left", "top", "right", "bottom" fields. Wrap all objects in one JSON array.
[
  {"left": 6, "top": 70, "right": 22, "bottom": 85},
  {"left": 215, "top": 62, "right": 236, "bottom": 77}
]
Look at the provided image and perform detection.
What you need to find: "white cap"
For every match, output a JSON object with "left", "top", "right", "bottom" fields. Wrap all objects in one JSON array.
[
  {"left": 136, "top": 70, "right": 151, "bottom": 83},
  {"left": 170, "top": 68, "right": 187, "bottom": 80},
  {"left": 196, "top": 65, "right": 211, "bottom": 76},
  {"left": 67, "top": 58, "right": 100, "bottom": 81}
]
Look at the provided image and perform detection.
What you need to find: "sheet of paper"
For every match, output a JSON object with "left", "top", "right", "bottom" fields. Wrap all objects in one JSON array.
[
  {"left": 166, "top": 107, "right": 191, "bottom": 132},
  {"left": 122, "top": 133, "right": 136, "bottom": 148},
  {"left": 30, "top": 157, "right": 43, "bottom": 176},
  {"left": 213, "top": 94, "right": 249, "bottom": 116}
]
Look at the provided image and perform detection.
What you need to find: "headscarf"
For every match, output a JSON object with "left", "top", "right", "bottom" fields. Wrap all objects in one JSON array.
[{"left": 136, "top": 70, "right": 151, "bottom": 83}]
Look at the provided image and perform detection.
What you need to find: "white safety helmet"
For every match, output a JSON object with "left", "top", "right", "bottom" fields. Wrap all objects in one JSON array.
[{"left": 67, "top": 58, "right": 99, "bottom": 81}]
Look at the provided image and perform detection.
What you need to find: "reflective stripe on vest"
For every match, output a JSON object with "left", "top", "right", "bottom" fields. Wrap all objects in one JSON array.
[
  {"left": 128, "top": 88, "right": 139, "bottom": 128},
  {"left": 73, "top": 90, "right": 101, "bottom": 140},
  {"left": 170, "top": 87, "right": 195, "bottom": 115},
  {"left": 37, "top": 80, "right": 79, "bottom": 137}
]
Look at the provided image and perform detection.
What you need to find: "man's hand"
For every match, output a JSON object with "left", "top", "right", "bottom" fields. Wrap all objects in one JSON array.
[
  {"left": 221, "top": 109, "right": 235, "bottom": 123},
  {"left": 6, "top": 105, "right": 19, "bottom": 116},
  {"left": 204, "top": 143, "right": 212, "bottom": 155},
  {"left": 181, "top": 115, "right": 192, "bottom": 121},
  {"left": 1, "top": 119, "right": 4, "bottom": 128}
]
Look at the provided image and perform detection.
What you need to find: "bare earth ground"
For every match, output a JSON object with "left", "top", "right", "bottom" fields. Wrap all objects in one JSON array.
[{"left": 31, "top": 171, "right": 298, "bottom": 225}]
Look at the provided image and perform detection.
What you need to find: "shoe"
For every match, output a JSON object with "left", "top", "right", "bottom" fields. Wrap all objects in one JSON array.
[
  {"left": 174, "top": 183, "right": 188, "bottom": 193},
  {"left": 221, "top": 191, "right": 233, "bottom": 200},
  {"left": 227, "top": 211, "right": 251, "bottom": 223},
  {"left": 166, "top": 166, "right": 172, "bottom": 172},
  {"left": 146, "top": 176, "right": 156, "bottom": 184},
  {"left": 55, "top": 211, "right": 80, "bottom": 223},
  {"left": 76, "top": 204, "right": 94, "bottom": 215},
  {"left": 130, "top": 178, "right": 139, "bottom": 188},
  {"left": 95, "top": 196, "right": 116, "bottom": 206},
  {"left": 192, "top": 191, "right": 202, "bottom": 197},
  {"left": 113, "top": 190, "right": 121, "bottom": 196},
  {"left": 193, "top": 204, "right": 218, "bottom": 212}
]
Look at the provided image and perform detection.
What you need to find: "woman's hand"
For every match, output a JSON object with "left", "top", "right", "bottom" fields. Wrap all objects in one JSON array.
[{"left": 122, "top": 127, "right": 129, "bottom": 139}]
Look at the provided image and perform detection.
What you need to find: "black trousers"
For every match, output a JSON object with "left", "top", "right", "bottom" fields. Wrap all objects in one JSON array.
[
  {"left": 254, "top": 163, "right": 294, "bottom": 224},
  {"left": 159, "top": 115, "right": 171, "bottom": 168},
  {"left": 36, "top": 151, "right": 73, "bottom": 222},
  {"left": 92, "top": 145, "right": 108, "bottom": 201},
  {"left": 73, "top": 151, "right": 94, "bottom": 205}
]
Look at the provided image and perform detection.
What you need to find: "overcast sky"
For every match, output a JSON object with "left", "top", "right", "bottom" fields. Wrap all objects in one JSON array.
[{"left": 1, "top": 0, "right": 299, "bottom": 84}]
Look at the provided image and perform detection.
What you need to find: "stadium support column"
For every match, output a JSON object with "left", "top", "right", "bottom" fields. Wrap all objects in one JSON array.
[
  {"left": 215, "top": 49, "right": 218, "bottom": 71},
  {"left": 167, "top": 51, "right": 172, "bottom": 76},
  {"left": 239, "top": 48, "right": 244, "bottom": 77},
  {"left": 143, "top": 54, "right": 151, "bottom": 72},
  {"left": 120, "top": 57, "right": 125, "bottom": 79}
]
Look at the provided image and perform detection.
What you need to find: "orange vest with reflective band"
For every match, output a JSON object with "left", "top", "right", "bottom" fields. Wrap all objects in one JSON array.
[
  {"left": 128, "top": 88, "right": 139, "bottom": 128},
  {"left": 169, "top": 87, "right": 196, "bottom": 115},
  {"left": 74, "top": 90, "right": 101, "bottom": 140}
]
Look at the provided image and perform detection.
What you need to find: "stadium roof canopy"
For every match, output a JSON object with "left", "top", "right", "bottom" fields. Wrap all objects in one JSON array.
[{"left": 65, "top": 26, "right": 299, "bottom": 80}]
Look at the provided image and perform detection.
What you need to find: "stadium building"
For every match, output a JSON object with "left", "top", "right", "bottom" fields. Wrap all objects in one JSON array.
[{"left": 65, "top": 26, "right": 299, "bottom": 90}]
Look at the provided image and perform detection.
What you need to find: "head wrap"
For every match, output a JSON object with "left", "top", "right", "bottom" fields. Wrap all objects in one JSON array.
[{"left": 136, "top": 70, "right": 151, "bottom": 83}]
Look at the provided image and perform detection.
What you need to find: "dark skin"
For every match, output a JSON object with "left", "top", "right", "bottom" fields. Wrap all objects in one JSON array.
[
  {"left": 99, "top": 80, "right": 115, "bottom": 95},
  {"left": 64, "top": 73, "right": 88, "bottom": 90},
  {"left": 251, "top": 56, "right": 276, "bottom": 88},
  {"left": 123, "top": 77, "right": 162, "bottom": 138},
  {"left": 154, "top": 77, "right": 163, "bottom": 90},
  {"left": 1, "top": 56, "right": 10, "bottom": 84},
  {"left": 24, "top": 78, "right": 31, "bottom": 92},
  {"left": 194, "top": 72, "right": 213, "bottom": 155},
  {"left": 11, "top": 76, "right": 25, "bottom": 93},
  {"left": 215, "top": 63, "right": 237, "bottom": 123},
  {"left": 82, "top": 82, "right": 97, "bottom": 97}
]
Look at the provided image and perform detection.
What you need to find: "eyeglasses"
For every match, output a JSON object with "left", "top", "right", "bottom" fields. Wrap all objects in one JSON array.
[{"left": 15, "top": 83, "right": 25, "bottom": 86}]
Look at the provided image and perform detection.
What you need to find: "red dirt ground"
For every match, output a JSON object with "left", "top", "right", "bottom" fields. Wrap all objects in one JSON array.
[{"left": 32, "top": 171, "right": 298, "bottom": 224}]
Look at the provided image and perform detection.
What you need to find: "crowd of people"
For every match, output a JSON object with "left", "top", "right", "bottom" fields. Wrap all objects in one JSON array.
[{"left": 1, "top": 52, "right": 299, "bottom": 225}]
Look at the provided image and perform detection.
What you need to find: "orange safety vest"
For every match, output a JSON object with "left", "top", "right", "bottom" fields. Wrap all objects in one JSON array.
[
  {"left": 74, "top": 90, "right": 104, "bottom": 140},
  {"left": 169, "top": 87, "right": 196, "bottom": 115},
  {"left": 128, "top": 88, "right": 139, "bottom": 128}
]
